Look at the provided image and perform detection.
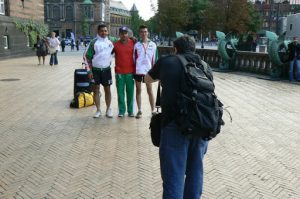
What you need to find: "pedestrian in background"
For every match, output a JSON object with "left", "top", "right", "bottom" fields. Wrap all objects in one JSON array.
[
  {"left": 76, "top": 40, "right": 80, "bottom": 51},
  {"left": 61, "top": 39, "right": 66, "bottom": 52},
  {"left": 48, "top": 32, "right": 60, "bottom": 66},
  {"left": 35, "top": 35, "right": 48, "bottom": 65},
  {"left": 113, "top": 26, "right": 135, "bottom": 117},
  {"left": 71, "top": 39, "right": 75, "bottom": 51},
  {"left": 288, "top": 36, "right": 300, "bottom": 81}
]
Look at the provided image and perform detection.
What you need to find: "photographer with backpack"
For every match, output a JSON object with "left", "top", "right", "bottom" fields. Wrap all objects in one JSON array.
[{"left": 145, "top": 35, "right": 224, "bottom": 199}]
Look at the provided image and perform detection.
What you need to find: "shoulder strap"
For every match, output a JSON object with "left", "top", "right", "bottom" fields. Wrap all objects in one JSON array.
[
  {"left": 155, "top": 82, "right": 161, "bottom": 111},
  {"left": 176, "top": 54, "right": 209, "bottom": 74},
  {"left": 176, "top": 54, "right": 215, "bottom": 88},
  {"left": 176, "top": 54, "right": 188, "bottom": 69}
]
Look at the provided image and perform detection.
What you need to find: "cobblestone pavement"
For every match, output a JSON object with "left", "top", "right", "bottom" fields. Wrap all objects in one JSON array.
[{"left": 0, "top": 51, "right": 300, "bottom": 199}]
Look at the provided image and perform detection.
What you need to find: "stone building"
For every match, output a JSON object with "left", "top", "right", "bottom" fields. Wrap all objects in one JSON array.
[
  {"left": 44, "top": 0, "right": 110, "bottom": 40},
  {"left": 0, "top": 0, "right": 44, "bottom": 58},
  {"left": 109, "top": 1, "right": 131, "bottom": 37},
  {"left": 254, "top": 0, "right": 300, "bottom": 33}
]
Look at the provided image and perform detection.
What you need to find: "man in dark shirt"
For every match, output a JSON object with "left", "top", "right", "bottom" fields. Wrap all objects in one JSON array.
[
  {"left": 288, "top": 36, "right": 300, "bottom": 81},
  {"left": 145, "top": 35, "right": 209, "bottom": 199}
]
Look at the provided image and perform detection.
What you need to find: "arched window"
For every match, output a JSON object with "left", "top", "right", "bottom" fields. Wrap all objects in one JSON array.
[
  {"left": 66, "top": 6, "right": 73, "bottom": 20},
  {"left": 53, "top": 6, "right": 60, "bottom": 19}
]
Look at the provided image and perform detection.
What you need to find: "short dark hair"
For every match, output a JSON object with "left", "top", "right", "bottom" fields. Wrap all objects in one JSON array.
[
  {"left": 139, "top": 25, "right": 148, "bottom": 31},
  {"left": 98, "top": 24, "right": 107, "bottom": 31},
  {"left": 173, "top": 35, "right": 196, "bottom": 54}
]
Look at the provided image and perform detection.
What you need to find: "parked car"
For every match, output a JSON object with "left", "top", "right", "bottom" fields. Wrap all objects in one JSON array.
[{"left": 64, "top": 38, "right": 72, "bottom": 46}]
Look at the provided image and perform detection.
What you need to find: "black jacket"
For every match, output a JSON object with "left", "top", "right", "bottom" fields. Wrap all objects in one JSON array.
[{"left": 288, "top": 42, "right": 300, "bottom": 60}]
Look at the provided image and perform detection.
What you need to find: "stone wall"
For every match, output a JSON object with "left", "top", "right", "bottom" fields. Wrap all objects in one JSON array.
[
  {"left": 157, "top": 46, "right": 274, "bottom": 76},
  {"left": 0, "top": 16, "right": 34, "bottom": 59},
  {"left": 9, "top": 0, "right": 44, "bottom": 21}
]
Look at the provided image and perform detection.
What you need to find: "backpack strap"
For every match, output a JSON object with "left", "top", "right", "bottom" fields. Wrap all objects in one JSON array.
[
  {"left": 176, "top": 54, "right": 212, "bottom": 80},
  {"left": 176, "top": 54, "right": 189, "bottom": 73}
]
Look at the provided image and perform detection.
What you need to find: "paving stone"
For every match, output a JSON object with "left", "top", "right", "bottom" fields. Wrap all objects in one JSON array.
[{"left": 0, "top": 51, "right": 300, "bottom": 198}]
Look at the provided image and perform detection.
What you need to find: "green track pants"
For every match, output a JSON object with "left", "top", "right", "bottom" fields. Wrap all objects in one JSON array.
[{"left": 115, "top": 74, "right": 134, "bottom": 115}]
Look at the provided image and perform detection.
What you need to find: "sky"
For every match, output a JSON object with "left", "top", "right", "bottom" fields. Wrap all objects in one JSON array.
[{"left": 120, "top": 0, "right": 157, "bottom": 20}]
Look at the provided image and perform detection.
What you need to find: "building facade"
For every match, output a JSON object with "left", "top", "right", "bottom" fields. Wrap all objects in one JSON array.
[
  {"left": 109, "top": 1, "right": 131, "bottom": 37},
  {"left": 0, "top": 0, "right": 44, "bottom": 58},
  {"left": 44, "top": 0, "right": 110, "bottom": 40},
  {"left": 254, "top": 0, "right": 300, "bottom": 34}
]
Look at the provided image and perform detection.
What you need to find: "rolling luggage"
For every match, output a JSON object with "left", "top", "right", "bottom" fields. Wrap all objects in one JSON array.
[{"left": 73, "top": 64, "right": 92, "bottom": 97}]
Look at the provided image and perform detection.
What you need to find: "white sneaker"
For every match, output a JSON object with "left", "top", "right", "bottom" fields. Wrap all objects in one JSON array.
[
  {"left": 93, "top": 111, "right": 101, "bottom": 118},
  {"left": 106, "top": 108, "right": 113, "bottom": 118}
]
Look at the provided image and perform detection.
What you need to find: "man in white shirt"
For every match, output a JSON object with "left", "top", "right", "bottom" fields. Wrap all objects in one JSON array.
[
  {"left": 84, "top": 24, "right": 114, "bottom": 118},
  {"left": 133, "top": 25, "right": 157, "bottom": 118}
]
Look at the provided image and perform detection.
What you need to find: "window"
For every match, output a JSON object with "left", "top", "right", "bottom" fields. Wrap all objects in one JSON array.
[
  {"left": 66, "top": 6, "right": 73, "bottom": 20},
  {"left": 3, "top": 35, "right": 8, "bottom": 49},
  {"left": 0, "top": 0, "right": 5, "bottom": 15},
  {"left": 290, "top": 24, "right": 293, "bottom": 31},
  {"left": 53, "top": 6, "right": 60, "bottom": 19},
  {"left": 84, "top": 6, "right": 93, "bottom": 19}
]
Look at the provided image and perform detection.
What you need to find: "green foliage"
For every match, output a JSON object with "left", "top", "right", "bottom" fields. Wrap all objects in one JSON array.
[
  {"left": 246, "top": 2, "right": 263, "bottom": 33},
  {"left": 130, "top": 11, "right": 145, "bottom": 37},
  {"left": 156, "top": 0, "right": 262, "bottom": 39},
  {"left": 186, "top": 0, "right": 209, "bottom": 32},
  {"left": 14, "top": 18, "right": 48, "bottom": 47},
  {"left": 145, "top": 14, "right": 159, "bottom": 36},
  {"left": 158, "top": 0, "right": 189, "bottom": 37},
  {"left": 81, "top": 17, "right": 90, "bottom": 37}
]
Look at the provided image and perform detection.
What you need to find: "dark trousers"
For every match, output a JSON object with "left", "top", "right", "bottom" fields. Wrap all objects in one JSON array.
[
  {"left": 159, "top": 122, "right": 209, "bottom": 199},
  {"left": 50, "top": 51, "right": 58, "bottom": 65}
]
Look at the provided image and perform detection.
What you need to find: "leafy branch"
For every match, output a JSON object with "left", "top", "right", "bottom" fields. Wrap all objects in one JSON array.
[{"left": 14, "top": 18, "right": 49, "bottom": 47}]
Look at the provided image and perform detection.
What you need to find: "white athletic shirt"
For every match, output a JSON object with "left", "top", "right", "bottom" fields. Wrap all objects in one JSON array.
[
  {"left": 92, "top": 35, "right": 114, "bottom": 69},
  {"left": 133, "top": 40, "right": 157, "bottom": 75}
]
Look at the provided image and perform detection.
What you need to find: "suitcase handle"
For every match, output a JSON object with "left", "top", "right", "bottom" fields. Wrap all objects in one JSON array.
[{"left": 82, "top": 62, "right": 87, "bottom": 69}]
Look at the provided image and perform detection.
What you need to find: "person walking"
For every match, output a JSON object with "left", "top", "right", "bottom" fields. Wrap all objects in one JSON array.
[
  {"left": 145, "top": 35, "right": 209, "bottom": 199},
  {"left": 76, "top": 40, "right": 80, "bottom": 51},
  {"left": 133, "top": 25, "right": 157, "bottom": 118},
  {"left": 48, "top": 32, "right": 60, "bottom": 66},
  {"left": 71, "top": 39, "right": 75, "bottom": 51},
  {"left": 61, "top": 39, "right": 66, "bottom": 52},
  {"left": 288, "top": 36, "right": 300, "bottom": 81},
  {"left": 35, "top": 35, "right": 48, "bottom": 65},
  {"left": 113, "top": 26, "right": 135, "bottom": 117},
  {"left": 84, "top": 24, "right": 114, "bottom": 118}
]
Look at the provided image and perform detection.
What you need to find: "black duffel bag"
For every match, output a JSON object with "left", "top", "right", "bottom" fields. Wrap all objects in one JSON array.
[
  {"left": 149, "top": 112, "right": 161, "bottom": 147},
  {"left": 149, "top": 83, "right": 161, "bottom": 147}
]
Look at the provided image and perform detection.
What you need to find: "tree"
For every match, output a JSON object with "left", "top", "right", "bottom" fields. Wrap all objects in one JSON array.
[
  {"left": 204, "top": 0, "right": 251, "bottom": 34},
  {"left": 81, "top": 17, "right": 89, "bottom": 37},
  {"left": 130, "top": 11, "right": 144, "bottom": 37},
  {"left": 157, "top": 0, "right": 189, "bottom": 37},
  {"left": 146, "top": 14, "right": 160, "bottom": 36},
  {"left": 186, "top": 0, "right": 209, "bottom": 32},
  {"left": 246, "top": 2, "right": 263, "bottom": 33}
]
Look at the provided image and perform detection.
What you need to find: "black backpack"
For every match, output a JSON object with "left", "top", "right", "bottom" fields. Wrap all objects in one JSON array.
[{"left": 175, "top": 54, "right": 225, "bottom": 140}]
